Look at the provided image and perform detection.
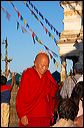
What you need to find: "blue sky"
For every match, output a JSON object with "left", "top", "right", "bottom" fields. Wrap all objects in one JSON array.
[{"left": 1, "top": 1, "right": 73, "bottom": 74}]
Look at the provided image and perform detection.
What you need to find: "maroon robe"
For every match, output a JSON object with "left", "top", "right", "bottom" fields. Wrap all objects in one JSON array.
[{"left": 16, "top": 67, "right": 58, "bottom": 127}]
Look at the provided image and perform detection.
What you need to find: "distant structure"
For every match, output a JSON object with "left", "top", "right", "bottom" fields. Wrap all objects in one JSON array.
[
  {"left": 2, "top": 37, "right": 12, "bottom": 79},
  {"left": 57, "top": 1, "right": 83, "bottom": 81},
  {"left": 9, "top": 82, "right": 19, "bottom": 127}
]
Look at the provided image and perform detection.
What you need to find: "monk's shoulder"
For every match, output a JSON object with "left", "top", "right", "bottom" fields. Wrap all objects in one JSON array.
[
  {"left": 46, "top": 70, "right": 51, "bottom": 75},
  {"left": 23, "top": 67, "right": 33, "bottom": 75}
]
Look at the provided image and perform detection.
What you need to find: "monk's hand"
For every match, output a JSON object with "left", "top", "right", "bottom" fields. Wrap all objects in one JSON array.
[{"left": 21, "top": 115, "right": 28, "bottom": 126}]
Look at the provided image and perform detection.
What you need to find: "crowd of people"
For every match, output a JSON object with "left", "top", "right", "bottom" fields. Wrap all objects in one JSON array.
[{"left": 1, "top": 52, "right": 83, "bottom": 127}]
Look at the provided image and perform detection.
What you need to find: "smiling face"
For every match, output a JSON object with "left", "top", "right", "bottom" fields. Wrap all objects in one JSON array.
[{"left": 34, "top": 53, "right": 49, "bottom": 77}]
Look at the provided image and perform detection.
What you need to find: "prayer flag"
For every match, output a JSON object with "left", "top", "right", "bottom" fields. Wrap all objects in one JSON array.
[
  {"left": 20, "top": 15, "right": 23, "bottom": 21},
  {"left": 24, "top": 20, "right": 27, "bottom": 25},
  {"left": 18, "top": 12, "right": 20, "bottom": 18},
  {"left": 6, "top": 10, "right": 11, "bottom": 20},
  {"left": 53, "top": 58, "right": 56, "bottom": 64},
  {"left": 1, "top": 6, "right": 5, "bottom": 13},
  {"left": 17, "top": 21, "right": 19, "bottom": 30}
]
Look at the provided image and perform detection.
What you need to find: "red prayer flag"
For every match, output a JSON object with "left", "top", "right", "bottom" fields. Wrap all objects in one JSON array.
[{"left": 18, "top": 12, "right": 20, "bottom": 18}]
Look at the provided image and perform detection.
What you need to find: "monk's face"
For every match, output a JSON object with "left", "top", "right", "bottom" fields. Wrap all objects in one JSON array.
[{"left": 34, "top": 53, "right": 49, "bottom": 75}]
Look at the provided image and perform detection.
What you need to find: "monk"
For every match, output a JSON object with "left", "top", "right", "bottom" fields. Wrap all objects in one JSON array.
[{"left": 16, "top": 52, "right": 58, "bottom": 127}]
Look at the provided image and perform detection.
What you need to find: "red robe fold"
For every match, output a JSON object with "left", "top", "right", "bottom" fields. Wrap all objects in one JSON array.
[{"left": 16, "top": 67, "right": 58, "bottom": 127}]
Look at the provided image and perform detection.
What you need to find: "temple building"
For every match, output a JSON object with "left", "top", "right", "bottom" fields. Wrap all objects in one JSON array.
[{"left": 57, "top": 1, "right": 83, "bottom": 81}]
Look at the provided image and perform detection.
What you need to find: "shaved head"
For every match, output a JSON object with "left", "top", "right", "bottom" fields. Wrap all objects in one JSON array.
[
  {"left": 34, "top": 53, "right": 50, "bottom": 77},
  {"left": 35, "top": 53, "right": 50, "bottom": 63}
]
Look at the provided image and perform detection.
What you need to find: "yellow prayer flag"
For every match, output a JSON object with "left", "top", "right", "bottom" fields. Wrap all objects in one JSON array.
[
  {"left": 24, "top": 20, "right": 27, "bottom": 25},
  {"left": 24, "top": 1, "right": 26, "bottom": 4},
  {"left": 56, "top": 62, "right": 59, "bottom": 68},
  {"left": 51, "top": 34, "right": 54, "bottom": 40}
]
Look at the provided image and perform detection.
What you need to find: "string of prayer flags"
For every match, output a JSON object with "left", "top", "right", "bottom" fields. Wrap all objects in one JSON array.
[
  {"left": 44, "top": 45, "right": 49, "bottom": 51},
  {"left": 38, "top": 39, "right": 43, "bottom": 45},
  {"left": 27, "top": 1, "right": 60, "bottom": 36},
  {"left": 8, "top": 1, "right": 59, "bottom": 52},
  {"left": 52, "top": 51, "right": 58, "bottom": 58},
  {"left": 16, "top": 21, "right": 28, "bottom": 34},
  {"left": 10, "top": 2, "right": 18, "bottom": 13},
  {"left": 9, "top": 2, "right": 28, "bottom": 29},
  {"left": 43, "top": 44, "right": 58, "bottom": 60},
  {"left": 21, "top": 25, "right": 27, "bottom": 33},
  {"left": 39, "top": 12, "right": 44, "bottom": 20},
  {"left": 6, "top": 2, "right": 59, "bottom": 63},
  {"left": 2, "top": 6, "right": 28, "bottom": 40},
  {"left": 34, "top": 6, "right": 38, "bottom": 14},
  {"left": 23, "top": 2, "right": 57, "bottom": 45},
  {"left": 1, "top": 6, "right": 11, "bottom": 21},
  {"left": 43, "top": 46, "right": 53, "bottom": 60}
]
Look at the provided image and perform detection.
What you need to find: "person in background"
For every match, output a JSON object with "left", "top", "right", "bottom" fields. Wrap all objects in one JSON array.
[
  {"left": 70, "top": 81, "right": 83, "bottom": 127},
  {"left": 77, "top": 74, "right": 83, "bottom": 83},
  {"left": 52, "top": 74, "right": 83, "bottom": 127},
  {"left": 52, "top": 98, "right": 79, "bottom": 127},
  {"left": 16, "top": 52, "right": 58, "bottom": 127},
  {"left": 51, "top": 81, "right": 64, "bottom": 126},
  {"left": 60, "top": 62, "right": 83, "bottom": 99},
  {"left": 1, "top": 73, "right": 14, "bottom": 127}
]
